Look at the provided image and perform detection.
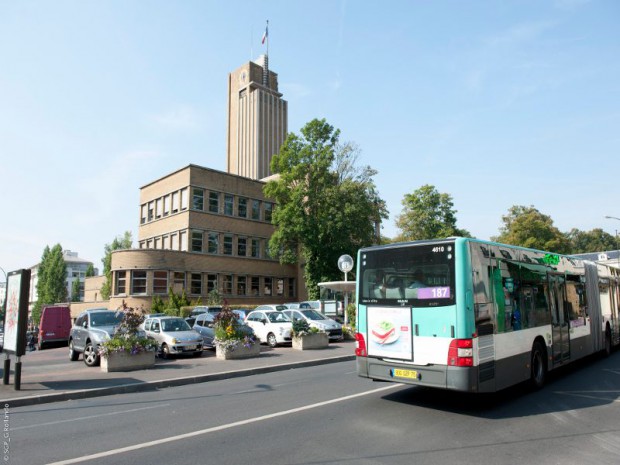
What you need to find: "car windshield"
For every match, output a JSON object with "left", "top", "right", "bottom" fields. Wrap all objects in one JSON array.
[
  {"left": 267, "top": 312, "right": 291, "bottom": 323},
  {"left": 161, "top": 319, "right": 191, "bottom": 332},
  {"left": 301, "top": 310, "right": 326, "bottom": 321},
  {"left": 90, "top": 312, "right": 123, "bottom": 327}
]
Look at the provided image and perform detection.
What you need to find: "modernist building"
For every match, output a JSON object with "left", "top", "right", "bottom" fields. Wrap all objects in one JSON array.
[
  {"left": 227, "top": 55, "right": 288, "bottom": 180},
  {"left": 88, "top": 164, "right": 305, "bottom": 313}
]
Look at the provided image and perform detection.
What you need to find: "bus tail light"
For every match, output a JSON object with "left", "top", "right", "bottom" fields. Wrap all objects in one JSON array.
[
  {"left": 447, "top": 339, "right": 473, "bottom": 367},
  {"left": 355, "top": 333, "right": 367, "bottom": 357}
]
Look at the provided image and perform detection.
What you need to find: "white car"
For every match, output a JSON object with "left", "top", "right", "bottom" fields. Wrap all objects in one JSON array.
[
  {"left": 282, "top": 309, "right": 344, "bottom": 341},
  {"left": 254, "top": 304, "right": 289, "bottom": 312},
  {"left": 244, "top": 310, "right": 292, "bottom": 347}
]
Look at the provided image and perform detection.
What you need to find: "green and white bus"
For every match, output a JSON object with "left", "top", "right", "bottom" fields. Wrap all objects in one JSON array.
[{"left": 355, "top": 237, "right": 620, "bottom": 392}]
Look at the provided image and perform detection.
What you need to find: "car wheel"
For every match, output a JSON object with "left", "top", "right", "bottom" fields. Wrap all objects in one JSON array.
[
  {"left": 193, "top": 350, "right": 203, "bottom": 357},
  {"left": 267, "top": 332, "right": 278, "bottom": 348},
  {"left": 161, "top": 343, "right": 170, "bottom": 359},
  {"left": 83, "top": 342, "right": 100, "bottom": 367},
  {"left": 69, "top": 340, "right": 79, "bottom": 361}
]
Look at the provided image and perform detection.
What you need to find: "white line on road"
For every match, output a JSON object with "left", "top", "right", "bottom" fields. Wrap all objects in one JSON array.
[
  {"left": 47, "top": 384, "right": 402, "bottom": 465},
  {"left": 12, "top": 404, "right": 170, "bottom": 431}
]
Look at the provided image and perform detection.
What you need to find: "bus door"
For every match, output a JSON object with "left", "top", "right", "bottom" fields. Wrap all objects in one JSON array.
[{"left": 549, "top": 273, "right": 570, "bottom": 364}]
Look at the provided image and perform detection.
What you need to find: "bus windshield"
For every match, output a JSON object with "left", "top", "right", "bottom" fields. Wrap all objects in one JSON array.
[{"left": 359, "top": 242, "right": 456, "bottom": 307}]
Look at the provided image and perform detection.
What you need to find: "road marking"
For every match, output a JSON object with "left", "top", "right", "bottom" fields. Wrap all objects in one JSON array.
[
  {"left": 47, "top": 384, "right": 402, "bottom": 465},
  {"left": 12, "top": 404, "right": 169, "bottom": 431}
]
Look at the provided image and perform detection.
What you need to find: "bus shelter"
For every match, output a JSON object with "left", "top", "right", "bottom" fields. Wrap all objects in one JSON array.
[{"left": 318, "top": 281, "right": 356, "bottom": 325}]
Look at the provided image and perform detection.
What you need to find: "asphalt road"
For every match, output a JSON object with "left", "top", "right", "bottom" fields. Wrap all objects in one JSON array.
[{"left": 6, "top": 353, "right": 620, "bottom": 465}]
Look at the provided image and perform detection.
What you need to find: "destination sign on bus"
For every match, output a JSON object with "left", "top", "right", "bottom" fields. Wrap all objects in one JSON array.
[{"left": 417, "top": 287, "right": 451, "bottom": 299}]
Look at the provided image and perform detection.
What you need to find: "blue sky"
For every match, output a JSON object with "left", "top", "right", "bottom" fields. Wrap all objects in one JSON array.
[{"left": 1, "top": 0, "right": 619, "bottom": 274}]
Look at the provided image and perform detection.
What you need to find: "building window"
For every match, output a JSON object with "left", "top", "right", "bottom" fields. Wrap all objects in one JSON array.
[
  {"left": 223, "top": 275, "right": 233, "bottom": 294},
  {"left": 190, "top": 273, "right": 202, "bottom": 295},
  {"left": 251, "top": 200, "right": 261, "bottom": 220},
  {"left": 224, "top": 194, "right": 234, "bottom": 215},
  {"left": 251, "top": 277, "right": 260, "bottom": 296},
  {"left": 207, "top": 274, "right": 218, "bottom": 294},
  {"left": 148, "top": 201, "right": 154, "bottom": 221},
  {"left": 276, "top": 279, "right": 284, "bottom": 296},
  {"left": 192, "top": 188, "right": 204, "bottom": 211},
  {"left": 162, "top": 236, "right": 169, "bottom": 249},
  {"left": 180, "top": 231, "right": 188, "bottom": 251},
  {"left": 191, "top": 230, "right": 203, "bottom": 253},
  {"left": 238, "top": 197, "right": 247, "bottom": 218},
  {"left": 237, "top": 276, "right": 246, "bottom": 296},
  {"left": 264, "top": 202, "right": 273, "bottom": 222},
  {"left": 163, "top": 195, "right": 170, "bottom": 216},
  {"left": 208, "top": 232, "right": 219, "bottom": 254},
  {"left": 154, "top": 237, "right": 161, "bottom": 249},
  {"left": 116, "top": 271, "right": 127, "bottom": 295},
  {"left": 209, "top": 191, "right": 219, "bottom": 213},
  {"left": 288, "top": 278, "right": 296, "bottom": 298},
  {"left": 173, "top": 272, "right": 185, "bottom": 291},
  {"left": 153, "top": 271, "right": 168, "bottom": 294},
  {"left": 171, "top": 233, "right": 178, "bottom": 250},
  {"left": 237, "top": 237, "right": 247, "bottom": 256},
  {"left": 156, "top": 198, "right": 163, "bottom": 218},
  {"left": 250, "top": 238, "right": 260, "bottom": 258},
  {"left": 180, "top": 188, "right": 189, "bottom": 210},
  {"left": 264, "top": 277, "right": 273, "bottom": 296},
  {"left": 223, "top": 234, "right": 233, "bottom": 255},
  {"left": 172, "top": 191, "right": 179, "bottom": 213},
  {"left": 131, "top": 271, "right": 147, "bottom": 295},
  {"left": 141, "top": 205, "right": 147, "bottom": 224}
]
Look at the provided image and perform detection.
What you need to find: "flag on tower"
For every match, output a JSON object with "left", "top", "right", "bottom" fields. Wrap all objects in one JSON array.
[{"left": 262, "top": 24, "right": 268, "bottom": 44}]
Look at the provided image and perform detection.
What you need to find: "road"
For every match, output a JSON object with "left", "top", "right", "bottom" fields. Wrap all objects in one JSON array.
[{"left": 6, "top": 353, "right": 620, "bottom": 465}]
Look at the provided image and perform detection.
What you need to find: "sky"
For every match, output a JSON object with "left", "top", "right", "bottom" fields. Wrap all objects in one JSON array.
[{"left": 1, "top": 0, "right": 619, "bottom": 275}]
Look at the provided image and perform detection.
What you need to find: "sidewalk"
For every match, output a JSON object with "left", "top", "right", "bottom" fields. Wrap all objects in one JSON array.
[{"left": 0, "top": 341, "right": 355, "bottom": 407}]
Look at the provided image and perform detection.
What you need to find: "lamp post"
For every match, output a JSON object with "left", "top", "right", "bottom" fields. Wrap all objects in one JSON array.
[
  {"left": 604, "top": 216, "right": 620, "bottom": 268},
  {"left": 338, "top": 255, "right": 354, "bottom": 326}
]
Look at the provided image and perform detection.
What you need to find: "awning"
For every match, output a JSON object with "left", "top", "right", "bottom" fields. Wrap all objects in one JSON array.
[{"left": 318, "top": 281, "right": 356, "bottom": 292}]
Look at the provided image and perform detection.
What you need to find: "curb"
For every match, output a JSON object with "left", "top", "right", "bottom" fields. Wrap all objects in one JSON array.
[{"left": 3, "top": 354, "right": 355, "bottom": 408}]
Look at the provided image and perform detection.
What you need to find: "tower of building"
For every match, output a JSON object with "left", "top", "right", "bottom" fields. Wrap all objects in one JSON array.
[{"left": 226, "top": 54, "right": 288, "bottom": 180}]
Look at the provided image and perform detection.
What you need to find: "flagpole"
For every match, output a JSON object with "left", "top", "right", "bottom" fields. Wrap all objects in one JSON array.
[{"left": 266, "top": 19, "right": 269, "bottom": 58}]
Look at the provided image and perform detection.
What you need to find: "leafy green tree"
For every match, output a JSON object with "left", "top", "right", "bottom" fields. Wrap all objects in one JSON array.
[
  {"left": 206, "top": 289, "right": 223, "bottom": 306},
  {"left": 85, "top": 263, "right": 96, "bottom": 277},
  {"left": 264, "top": 118, "right": 387, "bottom": 298},
  {"left": 395, "top": 185, "right": 471, "bottom": 241},
  {"left": 71, "top": 278, "right": 81, "bottom": 302},
  {"left": 493, "top": 205, "right": 570, "bottom": 253},
  {"left": 32, "top": 244, "right": 68, "bottom": 324},
  {"left": 100, "top": 231, "right": 133, "bottom": 300},
  {"left": 566, "top": 228, "right": 618, "bottom": 254}
]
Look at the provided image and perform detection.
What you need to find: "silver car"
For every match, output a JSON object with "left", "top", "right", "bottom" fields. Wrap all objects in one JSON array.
[
  {"left": 143, "top": 316, "right": 204, "bottom": 358},
  {"left": 69, "top": 308, "right": 124, "bottom": 367},
  {"left": 282, "top": 309, "right": 344, "bottom": 341}
]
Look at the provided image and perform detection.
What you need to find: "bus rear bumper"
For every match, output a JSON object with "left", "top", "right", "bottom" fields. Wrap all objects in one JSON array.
[{"left": 357, "top": 356, "right": 479, "bottom": 393}]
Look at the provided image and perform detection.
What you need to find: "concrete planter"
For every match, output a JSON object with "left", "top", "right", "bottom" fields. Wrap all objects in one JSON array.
[
  {"left": 292, "top": 332, "right": 329, "bottom": 350},
  {"left": 101, "top": 350, "right": 156, "bottom": 372},
  {"left": 216, "top": 342, "right": 260, "bottom": 360}
]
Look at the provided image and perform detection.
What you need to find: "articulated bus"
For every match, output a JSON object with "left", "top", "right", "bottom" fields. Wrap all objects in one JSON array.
[{"left": 355, "top": 237, "right": 620, "bottom": 392}]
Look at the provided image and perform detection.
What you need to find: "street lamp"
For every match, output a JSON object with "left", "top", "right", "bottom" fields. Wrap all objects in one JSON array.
[{"left": 338, "top": 255, "right": 354, "bottom": 326}]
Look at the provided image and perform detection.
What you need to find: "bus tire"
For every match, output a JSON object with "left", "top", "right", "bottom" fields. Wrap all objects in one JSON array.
[
  {"left": 530, "top": 341, "right": 547, "bottom": 390},
  {"left": 604, "top": 327, "right": 612, "bottom": 357}
]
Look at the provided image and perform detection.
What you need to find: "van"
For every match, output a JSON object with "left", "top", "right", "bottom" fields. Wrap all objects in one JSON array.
[{"left": 38, "top": 305, "right": 72, "bottom": 350}]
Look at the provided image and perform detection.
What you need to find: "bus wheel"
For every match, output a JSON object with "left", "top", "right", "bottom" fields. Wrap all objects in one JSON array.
[
  {"left": 530, "top": 341, "right": 547, "bottom": 390},
  {"left": 604, "top": 327, "right": 612, "bottom": 357}
]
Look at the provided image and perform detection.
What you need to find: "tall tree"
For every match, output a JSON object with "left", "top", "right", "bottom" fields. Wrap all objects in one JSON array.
[
  {"left": 32, "top": 244, "right": 68, "bottom": 324},
  {"left": 71, "top": 277, "right": 81, "bottom": 302},
  {"left": 395, "top": 184, "right": 471, "bottom": 241},
  {"left": 85, "top": 263, "right": 96, "bottom": 277},
  {"left": 100, "top": 231, "right": 133, "bottom": 300},
  {"left": 264, "top": 118, "right": 387, "bottom": 298},
  {"left": 493, "top": 205, "right": 570, "bottom": 253},
  {"left": 566, "top": 228, "right": 618, "bottom": 253}
]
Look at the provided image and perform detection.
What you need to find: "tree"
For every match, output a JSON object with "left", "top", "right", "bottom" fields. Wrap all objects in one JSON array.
[
  {"left": 85, "top": 263, "right": 96, "bottom": 277},
  {"left": 71, "top": 277, "right": 81, "bottom": 302},
  {"left": 493, "top": 205, "right": 570, "bottom": 253},
  {"left": 100, "top": 231, "right": 133, "bottom": 300},
  {"left": 395, "top": 185, "right": 471, "bottom": 241},
  {"left": 32, "top": 244, "right": 68, "bottom": 324},
  {"left": 566, "top": 228, "right": 618, "bottom": 254},
  {"left": 264, "top": 118, "right": 387, "bottom": 298}
]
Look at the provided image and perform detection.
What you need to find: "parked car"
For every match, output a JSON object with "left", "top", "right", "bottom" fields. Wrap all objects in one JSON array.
[
  {"left": 254, "top": 304, "right": 289, "bottom": 312},
  {"left": 244, "top": 310, "right": 292, "bottom": 347},
  {"left": 190, "top": 306, "right": 223, "bottom": 317},
  {"left": 192, "top": 312, "right": 254, "bottom": 348},
  {"left": 284, "top": 302, "right": 300, "bottom": 309},
  {"left": 143, "top": 316, "right": 203, "bottom": 358},
  {"left": 282, "top": 309, "right": 344, "bottom": 341},
  {"left": 38, "top": 304, "right": 72, "bottom": 350},
  {"left": 299, "top": 300, "right": 322, "bottom": 311},
  {"left": 69, "top": 308, "right": 124, "bottom": 367}
]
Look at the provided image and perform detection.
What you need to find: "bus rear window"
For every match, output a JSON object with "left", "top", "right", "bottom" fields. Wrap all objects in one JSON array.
[{"left": 359, "top": 242, "right": 456, "bottom": 307}]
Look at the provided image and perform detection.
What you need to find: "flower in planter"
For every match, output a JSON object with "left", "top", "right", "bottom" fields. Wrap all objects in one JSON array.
[
  {"left": 213, "top": 304, "right": 256, "bottom": 352},
  {"left": 99, "top": 301, "right": 159, "bottom": 357},
  {"left": 291, "top": 319, "right": 324, "bottom": 337}
]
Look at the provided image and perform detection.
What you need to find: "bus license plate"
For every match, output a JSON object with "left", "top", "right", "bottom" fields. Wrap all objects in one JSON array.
[{"left": 393, "top": 369, "right": 418, "bottom": 380}]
